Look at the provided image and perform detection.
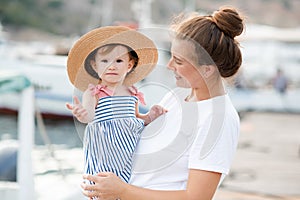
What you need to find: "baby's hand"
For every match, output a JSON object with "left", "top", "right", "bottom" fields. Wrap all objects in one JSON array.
[
  {"left": 148, "top": 105, "right": 168, "bottom": 123},
  {"left": 66, "top": 96, "right": 88, "bottom": 122}
]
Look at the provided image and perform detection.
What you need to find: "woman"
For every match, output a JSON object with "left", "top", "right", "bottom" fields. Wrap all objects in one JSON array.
[{"left": 81, "top": 6, "right": 244, "bottom": 200}]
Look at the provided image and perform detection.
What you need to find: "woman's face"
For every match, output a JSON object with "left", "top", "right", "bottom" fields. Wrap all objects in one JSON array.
[
  {"left": 167, "top": 39, "right": 205, "bottom": 88},
  {"left": 91, "top": 45, "right": 134, "bottom": 86}
]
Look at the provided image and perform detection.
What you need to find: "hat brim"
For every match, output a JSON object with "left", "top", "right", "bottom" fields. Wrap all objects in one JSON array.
[{"left": 67, "top": 26, "right": 158, "bottom": 91}]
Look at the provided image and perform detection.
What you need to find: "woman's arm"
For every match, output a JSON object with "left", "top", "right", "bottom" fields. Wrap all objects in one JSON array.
[{"left": 81, "top": 169, "right": 221, "bottom": 200}]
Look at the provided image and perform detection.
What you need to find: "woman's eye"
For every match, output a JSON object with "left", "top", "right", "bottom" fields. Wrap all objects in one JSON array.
[
  {"left": 174, "top": 58, "right": 182, "bottom": 65},
  {"left": 172, "top": 56, "right": 182, "bottom": 65},
  {"left": 116, "top": 59, "right": 123, "bottom": 63},
  {"left": 101, "top": 59, "right": 108, "bottom": 63}
]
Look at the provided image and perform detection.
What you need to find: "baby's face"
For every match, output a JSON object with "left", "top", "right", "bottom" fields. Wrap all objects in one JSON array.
[{"left": 91, "top": 45, "right": 134, "bottom": 86}]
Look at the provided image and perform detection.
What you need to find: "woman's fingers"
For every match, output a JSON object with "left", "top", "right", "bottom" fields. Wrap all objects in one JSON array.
[
  {"left": 82, "top": 173, "right": 124, "bottom": 200},
  {"left": 81, "top": 181, "right": 100, "bottom": 199},
  {"left": 81, "top": 188, "right": 98, "bottom": 198},
  {"left": 96, "top": 172, "right": 114, "bottom": 177},
  {"left": 83, "top": 173, "right": 106, "bottom": 183},
  {"left": 81, "top": 182, "right": 96, "bottom": 191},
  {"left": 83, "top": 172, "right": 112, "bottom": 179}
]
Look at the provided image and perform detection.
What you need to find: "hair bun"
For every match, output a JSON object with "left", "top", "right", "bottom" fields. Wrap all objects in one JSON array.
[{"left": 212, "top": 6, "right": 244, "bottom": 38}]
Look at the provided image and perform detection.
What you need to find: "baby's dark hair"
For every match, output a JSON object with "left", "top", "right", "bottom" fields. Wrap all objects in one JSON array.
[
  {"left": 84, "top": 43, "right": 139, "bottom": 79},
  {"left": 171, "top": 6, "right": 245, "bottom": 78}
]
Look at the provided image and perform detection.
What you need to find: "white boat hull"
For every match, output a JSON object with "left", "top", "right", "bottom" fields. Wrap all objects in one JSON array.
[{"left": 0, "top": 55, "right": 75, "bottom": 117}]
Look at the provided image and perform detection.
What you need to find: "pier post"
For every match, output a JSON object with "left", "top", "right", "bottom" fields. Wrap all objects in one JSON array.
[{"left": 17, "top": 85, "right": 35, "bottom": 200}]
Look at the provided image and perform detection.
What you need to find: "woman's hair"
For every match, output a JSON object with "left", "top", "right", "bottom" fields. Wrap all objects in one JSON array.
[
  {"left": 84, "top": 43, "right": 139, "bottom": 79},
  {"left": 171, "top": 6, "right": 244, "bottom": 78}
]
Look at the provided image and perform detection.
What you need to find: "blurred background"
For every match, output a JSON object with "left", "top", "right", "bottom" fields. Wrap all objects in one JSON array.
[{"left": 0, "top": 0, "right": 299, "bottom": 199}]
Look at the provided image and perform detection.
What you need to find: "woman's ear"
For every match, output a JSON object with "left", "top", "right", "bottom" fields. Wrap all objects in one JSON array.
[{"left": 203, "top": 65, "right": 216, "bottom": 78}]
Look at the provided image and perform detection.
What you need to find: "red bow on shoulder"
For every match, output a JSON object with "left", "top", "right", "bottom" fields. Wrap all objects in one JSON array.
[
  {"left": 88, "top": 84, "right": 146, "bottom": 105},
  {"left": 88, "top": 84, "right": 113, "bottom": 98},
  {"left": 128, "top": 86, "right": 146, "bottom": 105}
]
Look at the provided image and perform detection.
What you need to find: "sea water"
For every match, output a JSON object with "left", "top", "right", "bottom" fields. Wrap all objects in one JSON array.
[{"left": 0, "top": 114, "right": 83, "bottom": 148}]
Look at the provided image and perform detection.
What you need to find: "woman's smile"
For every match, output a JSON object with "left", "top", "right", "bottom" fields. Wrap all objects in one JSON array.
[{"left": 174, "top": 74, "right": 182, "bottom": 80}]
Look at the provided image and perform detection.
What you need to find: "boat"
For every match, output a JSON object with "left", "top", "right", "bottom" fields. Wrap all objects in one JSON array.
[
  {"left": 0, "top": 73, "right": 85, "bottom": 200},
  {"left": 0, "top": 51, "right": 74, "bottom": 117},
  {"left": 1, "top": 21, "right": 300, "bottom": 117},
  {"left": 0, "top": 22, "right": 74, "bottom": 117}
]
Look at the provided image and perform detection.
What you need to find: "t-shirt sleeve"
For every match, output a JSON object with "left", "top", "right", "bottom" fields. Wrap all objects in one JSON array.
[{"left": 188, "top": 114, "right": 240, "bottom": 175}]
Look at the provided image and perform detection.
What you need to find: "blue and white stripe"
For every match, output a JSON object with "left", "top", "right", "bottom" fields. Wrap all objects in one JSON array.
[
  {"left": 83, "top": 96, "right": 144, "bottom": 183},
  {"left": 94, "top": 96, "right": 137, "bottom": 122}
]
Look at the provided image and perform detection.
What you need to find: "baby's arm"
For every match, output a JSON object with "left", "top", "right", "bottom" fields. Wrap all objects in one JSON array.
[
  {"left": 136, "top": 104, "right": 167, "bottom": 126},
  {"left": 66, "top": 88, "right": 97, "bottom": 123}
]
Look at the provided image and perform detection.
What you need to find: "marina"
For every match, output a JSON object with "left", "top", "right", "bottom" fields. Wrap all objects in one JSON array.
[{"left": 0, "top": 19, "right": 300, "bottom": 200}]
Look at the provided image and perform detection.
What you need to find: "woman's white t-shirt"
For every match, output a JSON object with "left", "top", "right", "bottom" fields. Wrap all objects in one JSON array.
[{"left": 129, "top": 88, "right": 240, "bottom": 190}]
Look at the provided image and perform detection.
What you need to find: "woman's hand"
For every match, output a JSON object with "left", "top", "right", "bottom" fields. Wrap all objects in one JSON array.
[
  {"left": 66, "top": 96, "right": 89, "bottom": 122},
  {"left": 81, "top": 172, "right": 127, "bottom": 200}
]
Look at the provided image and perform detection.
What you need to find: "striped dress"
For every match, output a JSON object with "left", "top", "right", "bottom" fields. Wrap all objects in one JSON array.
[{"left": 83, "top": 93, "right": 144, "bottom": 183}]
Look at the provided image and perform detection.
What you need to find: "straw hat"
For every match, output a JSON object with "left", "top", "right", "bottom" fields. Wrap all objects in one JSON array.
[{"left": 67, "top": 26, "right": 158, "bottom": 91}]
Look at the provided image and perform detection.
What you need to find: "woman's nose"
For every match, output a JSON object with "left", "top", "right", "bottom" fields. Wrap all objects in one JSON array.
[{"left": 167, "top": 59, "right": 174, "bottom": 70}]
